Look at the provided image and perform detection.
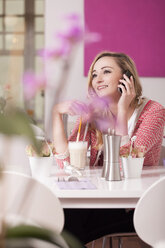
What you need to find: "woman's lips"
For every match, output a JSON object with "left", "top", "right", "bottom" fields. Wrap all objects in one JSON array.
[{"left": 97, "top": 85, "right": 108, "bottom": 90}]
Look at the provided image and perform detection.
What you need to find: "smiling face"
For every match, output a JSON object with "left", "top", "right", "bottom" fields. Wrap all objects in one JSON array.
[{"left": 91, "top": 56, "right": 122, "bottom": 99}]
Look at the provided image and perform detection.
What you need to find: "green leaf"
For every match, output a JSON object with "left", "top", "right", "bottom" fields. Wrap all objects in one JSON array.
[
  {"left": 5, "top": 225, "right": 84, "bottom": 248},
  {"left": 6, "top": 225, "right": 64, "bottom": 248},
  {"left": 61, "top": 230, "right": 84, "bottom": 248},
  {"left": 0, "top": 109, "right": 40, "bottom": 154}
]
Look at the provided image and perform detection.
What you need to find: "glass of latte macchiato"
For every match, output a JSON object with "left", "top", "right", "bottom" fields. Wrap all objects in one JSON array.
[{"left": 68, "top": 141, "right": 88, "bottom": 170}]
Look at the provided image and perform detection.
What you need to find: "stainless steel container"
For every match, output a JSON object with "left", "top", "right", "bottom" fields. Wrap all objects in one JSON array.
[
  {"left": 105, "top": 135, "right": 121, "bottom": 181},
  {"left": 101, "top": 134, "right": 109, "bottom": 178}
]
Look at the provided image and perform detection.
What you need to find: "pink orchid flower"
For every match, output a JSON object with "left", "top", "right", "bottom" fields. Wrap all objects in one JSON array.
[
  {"left": 70, "top": 96, "right": 114, "bottom": 133},
  {"left": 84, "top": 29, "right": 102, "bottom": 44},
  {"left": 23, "top": 72, "right": 46, "bottom": 100},
  {"left": 38, "top": 13, "right": 101, "bottom": 61},
  {"left": 59, "top": 13, "right": 83, "bottom": 43},
  {"left": 87, "top": 96, "right": 114, "bottom": 132},
  {"left": 38, "top": 41, "right": 71, "bottom": 59}
]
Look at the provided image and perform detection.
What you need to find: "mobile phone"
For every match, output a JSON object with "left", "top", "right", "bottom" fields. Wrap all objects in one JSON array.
[
  {"left": 124, "top": 70, "right": 132, "bottom": 79},
  {"left": 118, "top": 70, "right": 132, "bottom": 94}
]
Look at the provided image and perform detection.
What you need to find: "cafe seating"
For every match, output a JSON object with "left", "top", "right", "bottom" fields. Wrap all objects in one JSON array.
[
  {"left": 0, "top": 171, "right": 64, "bottom": 233},
  {"left": 134, "top": 176, "right": 165, "bottom": 247},
  {"left": 92, "top": 176, "right": 165, "bottom": 248},
  {"left": 97, "top": 232, "right": 137, "bottom": 248}
]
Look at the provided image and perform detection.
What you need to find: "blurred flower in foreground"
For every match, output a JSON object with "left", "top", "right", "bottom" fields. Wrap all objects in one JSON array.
[
  {"left": 26, "top": 140, "right": 55, "bottom": 157},
  {"left": 56, "top": 13, "right": 83, "bottom": 43},
  {"left": 23, "top": 13, "right": 101, "bottom": 129},
  {"left": 38, "top": 13, "right": 101, "bottom": 60},
  {"left": 88, "top": 96, "right": 115, "bottom": 132},
  {"left": 69, "top": 96, "right": 115, "bottom": 133},
  {"left": 0, "top": 84, "right": 12, "bottom": 113},
  {"left": 38, "top": 44, "right": 71, "bottom": 60},
  {"left": 120, "top": 145, "right": 146, "bottom": 158},
  {"left": 23, "top": 72, "right": 46, "bottom": 100},
  {"left": 84, "top": 28, "right": 102, "bottom": 44}
]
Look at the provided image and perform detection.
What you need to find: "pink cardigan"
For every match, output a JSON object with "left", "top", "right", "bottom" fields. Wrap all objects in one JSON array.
[{"left": 55, "top": 100, "right": 165, "bottom": 167}]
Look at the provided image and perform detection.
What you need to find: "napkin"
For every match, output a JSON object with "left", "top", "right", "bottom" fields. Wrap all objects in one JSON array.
[{"left": 56, "top": 179, "right": 97, "bottom": 190}]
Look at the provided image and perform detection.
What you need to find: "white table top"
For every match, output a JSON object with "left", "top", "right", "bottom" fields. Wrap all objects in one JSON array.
[{"left": 42, "top": 166, "right": 165, "bottom": 209}]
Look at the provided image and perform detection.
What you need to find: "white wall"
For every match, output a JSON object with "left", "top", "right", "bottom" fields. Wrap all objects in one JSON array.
[
  {"left": 0, "top": 135, "right": 31, "bottom": 175},
  {"left": 44, "top": 0, "right": 86, "bottom": 138},
  {"left": 45, "top": 0, "right": 165, "bottom": 138},
  {"left": 141, "top": 78, "right": 165, "bottom": 106}
]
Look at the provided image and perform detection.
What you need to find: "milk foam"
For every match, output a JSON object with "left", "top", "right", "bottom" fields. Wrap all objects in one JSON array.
[{"left": 69, "top": 141, "right": 87, "bottom": 149}]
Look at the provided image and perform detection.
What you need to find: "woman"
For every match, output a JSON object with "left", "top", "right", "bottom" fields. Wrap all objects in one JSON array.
[
  {"left": 52, "top": 51, "right": 165, "bottom": 244},
  {"left": 53, "top": 51, "right": 165, "bottom": 167}
]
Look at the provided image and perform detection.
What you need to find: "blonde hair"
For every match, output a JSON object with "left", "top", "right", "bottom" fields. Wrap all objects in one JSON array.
[{"left": 87, "top": 51, "right": 143, "bottom": 148}]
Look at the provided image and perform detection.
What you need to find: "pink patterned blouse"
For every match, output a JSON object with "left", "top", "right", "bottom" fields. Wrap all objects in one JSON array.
[{"left": 55, "top": 99, "right": 165, "bottom": 167}]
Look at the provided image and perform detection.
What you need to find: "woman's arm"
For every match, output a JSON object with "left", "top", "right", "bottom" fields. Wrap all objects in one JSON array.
[
  {"left": 134, "top": 108, "right": 165, "bottom": 152},
  {"left": 52, "top": 102, "right": 70, "bottom": 154},
  {"left": 52, "top": 100, "right": 90, "bottom": 154},
  {"left": 120, "top": 102, "right": 165, "bottom": 165},
  {"left": 53, "top": 100, "right": 94, "bottom": 168}
]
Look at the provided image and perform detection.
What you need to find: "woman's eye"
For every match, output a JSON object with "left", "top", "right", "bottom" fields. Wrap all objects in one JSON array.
[
  {"left": 92, "top": 73, "right": 97, "bottom": 79},
  {"left": 104, "top": 70, "right": 111, "bottom": 74}
]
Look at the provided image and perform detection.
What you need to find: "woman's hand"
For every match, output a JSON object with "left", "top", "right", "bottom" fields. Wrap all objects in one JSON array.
[
  {"left": 115, "top": 74, "right": 136, "bottom": 135},
  {"left": 118, "top": 74, "right": 136, "bottom": 111},
  {"left": 53, "top": 100, "right": 89, "bottom": 118},
  {"left": 52, "top": 100, "right": 89, "bottom": 154},
  {"left": 53, "top": 98, "right": 115, "bottom": 133}
]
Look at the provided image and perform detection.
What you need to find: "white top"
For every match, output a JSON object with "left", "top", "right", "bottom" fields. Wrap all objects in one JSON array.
[
  {"left": 121, "top": 97, "right": 149, "bottom": 146},
  {"left": 128, "top": 97, "right": 149, "bottom": 138}
]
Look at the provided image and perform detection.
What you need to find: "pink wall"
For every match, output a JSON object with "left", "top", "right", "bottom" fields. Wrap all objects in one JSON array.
[{"left": 84, "top": 0, "right": 165, "bottom": 77}]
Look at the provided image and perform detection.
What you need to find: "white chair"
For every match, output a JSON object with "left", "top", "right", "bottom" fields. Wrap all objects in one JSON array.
[
  {"left": 154, "top": 241, "right": 165, "bottom": 248},
  {"left": 0, "top": 171, "right": 64, "bottom": 234},
  {"left": 133, "top": 176, "right": 165, "bottom": 247}
]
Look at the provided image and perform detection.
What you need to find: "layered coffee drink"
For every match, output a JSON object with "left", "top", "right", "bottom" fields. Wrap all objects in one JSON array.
[{"left": 68, "top": 141, "right": 88, "bottom": 170}]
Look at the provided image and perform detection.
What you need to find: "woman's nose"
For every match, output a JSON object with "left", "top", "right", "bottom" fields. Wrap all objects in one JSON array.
[{"left": 96, "top": 73, "right": 103, "bottom": 83}]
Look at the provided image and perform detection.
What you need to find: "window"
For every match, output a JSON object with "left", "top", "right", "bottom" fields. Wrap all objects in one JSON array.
[{"left": 0, "top": 0, "right": 45, "bottom": 127}]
